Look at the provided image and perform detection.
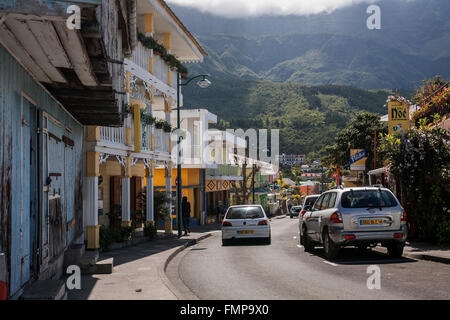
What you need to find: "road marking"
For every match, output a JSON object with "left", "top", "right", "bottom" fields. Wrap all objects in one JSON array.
[
  {"left": 293, "top": 236, "right": 297, "bottom": 239},
  {"left": 323, "top": 261, "right": 339, "bottom": 267},
  {"left": 297, "top": 245, "right": 303, "bottom": 248}
]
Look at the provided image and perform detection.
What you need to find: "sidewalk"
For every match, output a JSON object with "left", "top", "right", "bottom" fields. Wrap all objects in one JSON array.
[
  {"left": 375, "top": 242, "right": 450, "bottom": 264},
  {"left": 68, "top": 225, "right": 220, "bottom": 300}
]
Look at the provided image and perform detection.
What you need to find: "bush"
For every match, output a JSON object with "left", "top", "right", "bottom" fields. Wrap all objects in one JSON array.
[
  {"left": 379, "top": 116, "right": 450, "bottom": 243},
  {"left": 437, "top": 216, "right": 450, "bottom": 245},
  {"left": 144, "top": 223, "right": 157, "bottom": 240},
  {"left": 100, "top": 226, "right": 121, "bottom": 251},
  {"left": 120, "top": 226, "right": 133, "bottom": 242}
]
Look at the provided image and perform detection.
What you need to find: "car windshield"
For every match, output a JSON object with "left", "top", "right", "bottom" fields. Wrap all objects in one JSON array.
[
  {"left": 226, "top": 207, "right": 265, "bottom": 219},
  {"left": 291, "top": 207, "right": 302, "bottom": 212},
  {"left": 341, "top": 190, "right": 398, "bottom": 208}
]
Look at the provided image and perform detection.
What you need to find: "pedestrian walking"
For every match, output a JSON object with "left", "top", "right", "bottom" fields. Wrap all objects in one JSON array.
[
  {"left": 182, "top": 196, "right": 191, "bottom": 235},
  {"left": 216, "top": 204, "right": 222, "bottom": 224}
]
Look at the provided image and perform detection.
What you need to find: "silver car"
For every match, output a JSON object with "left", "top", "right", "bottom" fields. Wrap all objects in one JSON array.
[
  {"left": 222, "top": 205, "right": 271, "bottom": 245},
  {"left": 299, "top": 187, "right": 408, "bottom": 259}
]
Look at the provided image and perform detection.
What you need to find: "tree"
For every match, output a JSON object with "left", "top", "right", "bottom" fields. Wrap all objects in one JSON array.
[
  {"left": 137, "top": 190, "right": 170, "bottom": 226},
  {"left": 379, "top": 116, "right": 450, "bottom": 244},
  {"left": 412, "top": 76, "right": 449, "bottom": 123},
  {"left": 322, "top": 112, "right": 387, "bottom": 172}
]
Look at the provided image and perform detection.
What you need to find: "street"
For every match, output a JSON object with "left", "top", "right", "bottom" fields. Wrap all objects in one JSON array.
[{"left": 170, "top": 218, "right": 450, "bottom": 300}]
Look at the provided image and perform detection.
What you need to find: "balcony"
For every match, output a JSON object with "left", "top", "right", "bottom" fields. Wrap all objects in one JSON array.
[
  {"left": 154, "top": 128, "right": 171, "bottom": 154},
  {"left": 140, "top": 125, "right": 171, "bottom": 155},
  {"left": 129, "top": 42, "right": 178, "bottom": 92},
  {"left": 99, "top": 126, "right": 126, "bottom": 146}
]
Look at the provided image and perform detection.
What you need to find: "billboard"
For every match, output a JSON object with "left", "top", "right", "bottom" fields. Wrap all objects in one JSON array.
[
  {"left": 388, "top": 101, "right": 410, "bottom": 135},
  {"left": 350, "top": 149, "right": 367, "bottom": 171}
]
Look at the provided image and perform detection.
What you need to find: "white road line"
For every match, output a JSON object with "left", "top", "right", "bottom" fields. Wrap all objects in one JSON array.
[
  {"left": 323, "top": 261, "right": 339, "bottom": 267},
  {"left": 297, "top": 245, "right": 303, "bottom": 248},
  {"left": 293, "top": 236, "right": 297, "bottom": 239}
]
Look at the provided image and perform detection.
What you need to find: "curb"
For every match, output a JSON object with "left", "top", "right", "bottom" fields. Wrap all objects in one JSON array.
[
  {"left": 403, "top": 252, "right": 450, "bottom": 265},
  {"left": 158, "top": 233, "right": 213, "bottom": 300},
  {"left": 373, "top": 247, "right": 450, "bottom": 265}
]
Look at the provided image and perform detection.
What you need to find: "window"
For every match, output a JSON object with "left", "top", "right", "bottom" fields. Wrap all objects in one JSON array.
[
  {"left": 328, "top": 193, "right": 337, "bottom": 208},
  {"left": 304, "top": 196, "right": 319, "bottom": 208},
  {"left": 313, "top": 196, "right": 324, "bottom": 211},
  {"left": 226, "top": 207, "right": 265, "bottom": 219},
  {"left": 341, "top": 190, "right": 398, "bottom": 208},
  {"left": 320, "top": 193, "right": 331, "bottom": 210}
]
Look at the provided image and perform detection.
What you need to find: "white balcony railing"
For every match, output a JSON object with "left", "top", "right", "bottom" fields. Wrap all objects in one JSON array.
[
  {"left": 154, "top": 128, "right": 170, "bottom": 154},
  {"left": 141, "top": 124, "right": 152, "bottom": 152},
  {"left": 153, "top": 55, "right": 169, "bottom": 85},
  {"left": 131, "top": 42, "right": 150, "bottom": 72},
  {"left": 100, "top": 126, "right": 126, "bottom": 146}
]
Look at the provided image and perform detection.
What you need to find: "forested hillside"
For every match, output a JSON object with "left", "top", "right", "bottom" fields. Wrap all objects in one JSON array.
[{"left": 183, "top": 78, "right": 410, "bottom": 156}]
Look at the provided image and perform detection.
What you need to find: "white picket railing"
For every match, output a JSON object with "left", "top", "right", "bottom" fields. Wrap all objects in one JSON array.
[
  {"left": 141, "top": 125, "right": 152, "bottom": 151},
  {"left": 130, "top": 42, "right": 150, "bottom": 72},
  {"left": 154, "top": 129, "right": 170, "bottom": 154},
  {"left": 99, "top": 126, "right": 126, "bottom": 146},
  {"left": 153, "top": 55, "right": 169, "bottom": 85}
]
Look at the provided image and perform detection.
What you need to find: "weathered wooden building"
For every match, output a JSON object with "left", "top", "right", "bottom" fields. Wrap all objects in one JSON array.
[{"left": 0, "top": 0, "right": 135, "bottom": 298}]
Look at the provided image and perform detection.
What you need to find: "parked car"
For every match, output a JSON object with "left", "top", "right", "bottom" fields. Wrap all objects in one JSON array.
[
  {"left": 222, "top": 205, "right": 271, "bottom": 245},
  {"left": 290, "top": 205, "right": 303, "bottom": 218},
  {"left": 299, "top": 195, "right": 320, "bottom": 219},
  {"left": 299, "top": 187, "right": 407, "bottom": 259}
]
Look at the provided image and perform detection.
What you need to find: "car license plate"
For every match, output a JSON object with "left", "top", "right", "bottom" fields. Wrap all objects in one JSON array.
[
  {"left": 360, "top": 219, "right": 383, "bottom": 225},
  {"left": 238, "top": 230, "right": 254, "bottom": 234}
]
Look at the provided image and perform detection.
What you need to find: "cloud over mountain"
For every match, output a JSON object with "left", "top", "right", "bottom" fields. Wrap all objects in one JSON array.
[{"left": 166, "top": 0, "right": 379, "bottom": 18}]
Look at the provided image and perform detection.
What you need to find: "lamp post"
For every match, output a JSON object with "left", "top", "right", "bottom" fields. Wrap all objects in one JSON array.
[{"left": 176, "top": 73, "right": 211, "bottom": 238}]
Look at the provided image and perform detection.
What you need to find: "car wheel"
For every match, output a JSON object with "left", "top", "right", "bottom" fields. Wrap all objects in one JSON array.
[
  {"left": 387, "top": 243, "right": 404, "bottom": 258},
  {"left": 290, "top": 215, "right": 293, "bottom": 219},
  {"left": 323, "top": 229, "right": 340, "bottom": 260},
  {"left": 222, "top": 239, "right": 230, "bottom": 246},
  {"left": 302, "top": 228, "right": 314, "bottom": 252},
  {"left": 264, "top": 237, "right": 271, "bottom": 245}
]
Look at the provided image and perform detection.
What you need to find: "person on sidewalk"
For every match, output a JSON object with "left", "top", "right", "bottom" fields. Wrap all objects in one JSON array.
[{"left": 182, "top": 196, "right": 191, "bottom": 235}]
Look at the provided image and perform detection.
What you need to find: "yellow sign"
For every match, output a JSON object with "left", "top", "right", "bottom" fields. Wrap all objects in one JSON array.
[
  {"left": 350, "top": 149, "right": 367, "bottom": 171},
  {"left": 388, "top": 101, "right": 410, "bottom": 135}
]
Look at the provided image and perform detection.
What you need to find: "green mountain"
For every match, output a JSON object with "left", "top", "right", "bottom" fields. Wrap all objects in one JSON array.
[
  {"left": 172, "top": 0, "right": 450, "bottom": 90},
  {"left": 183, "top": 78, "right": 410, "bottom": 156},
  {"left": 170, "top": 0, "right": 446, "bottom": 156}
]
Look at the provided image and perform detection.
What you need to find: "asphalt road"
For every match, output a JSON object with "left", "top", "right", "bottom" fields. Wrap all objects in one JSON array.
[{"left": 169, "top": 217, "right": 450, "bottom": 300}]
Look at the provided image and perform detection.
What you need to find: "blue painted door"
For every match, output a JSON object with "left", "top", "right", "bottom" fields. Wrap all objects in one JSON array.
[{"left": 13, "top": 95, "right": 37, "bottom": 290}]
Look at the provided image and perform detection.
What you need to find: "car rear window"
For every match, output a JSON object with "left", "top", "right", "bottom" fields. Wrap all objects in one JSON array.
[
  {"left": 341, "top": 190, "right": 398, "bottom": 208},
  {"left": 226, "top": 207, "right": 265, "bottom": 219},
  {"left": 304, "top": 196, "right": 319, "bottom": 207},
  {"left": 291, "top": 207, "right": 302, "bottom": 212}
]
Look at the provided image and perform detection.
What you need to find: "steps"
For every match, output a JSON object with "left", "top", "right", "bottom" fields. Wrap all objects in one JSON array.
[
  {"left": 20, "top": 280, "right": 67, "bottom": 300},
  {"left": 65, "top": 244, "right": 114, "bottom": 275}
]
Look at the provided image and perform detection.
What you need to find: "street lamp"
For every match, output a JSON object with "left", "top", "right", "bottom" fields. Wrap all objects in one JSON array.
[{"left": 176, "top": 73, "right": 211, "bottom": 238}]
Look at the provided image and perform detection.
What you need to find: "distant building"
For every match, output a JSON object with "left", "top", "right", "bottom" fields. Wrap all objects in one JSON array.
[{"left": 277, "top": 154, "right": 306, "bottom": 166}]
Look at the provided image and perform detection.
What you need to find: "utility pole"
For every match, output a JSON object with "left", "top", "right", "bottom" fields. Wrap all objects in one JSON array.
[{"left": 252, "top": 163, "right": 256, "bottom": 204}]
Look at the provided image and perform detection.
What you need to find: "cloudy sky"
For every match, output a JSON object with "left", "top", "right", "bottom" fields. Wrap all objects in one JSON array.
[{"left": 166, "top": 0, "right": 381, "bottom": 18}]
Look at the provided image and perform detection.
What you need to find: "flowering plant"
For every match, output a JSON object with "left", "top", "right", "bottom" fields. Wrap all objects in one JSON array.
[{"left": 384, "top": 95, "right": 412, "bottom": 108}]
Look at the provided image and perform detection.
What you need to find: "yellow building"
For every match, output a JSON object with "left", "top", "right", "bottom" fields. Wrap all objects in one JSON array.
[
  {"left": 83, "top": 0, "right": 206, "bottom": 249},
  {"left": 153, "top": 111, "right": 246, "bottom": 225}
]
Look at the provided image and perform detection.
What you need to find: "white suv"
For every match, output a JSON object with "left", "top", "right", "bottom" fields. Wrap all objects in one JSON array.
[{"left": 299, "top": 187, "right": 408, "bottom": 259}]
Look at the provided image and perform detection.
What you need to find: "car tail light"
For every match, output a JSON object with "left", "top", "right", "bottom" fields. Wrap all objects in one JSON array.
[
  {"left": 0, "top": 253, "right": 7, "bottom": 300},
  {"left": 330, "top": 211, "right": 343, "bottom": 224},
  {"left": 0, "top": 282, "right": 7, "bottom": 300},
  {"left": 401, "top": 210, "right": 407, "bottom": 222},
  {"left": 222, "top": 221, "right": 232, "bottom": 227},
  {"left": 394, "top": 233, "right": 403, "bottom": 239},
  {"left": 258, "top": 220, "right": 268, "bottom": 225},
  {"left": 345, "top": 234, "right": 356, "bottom": 240},
  {"left": 300, "top": 210, "right": 307, "bottom": 216}
]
